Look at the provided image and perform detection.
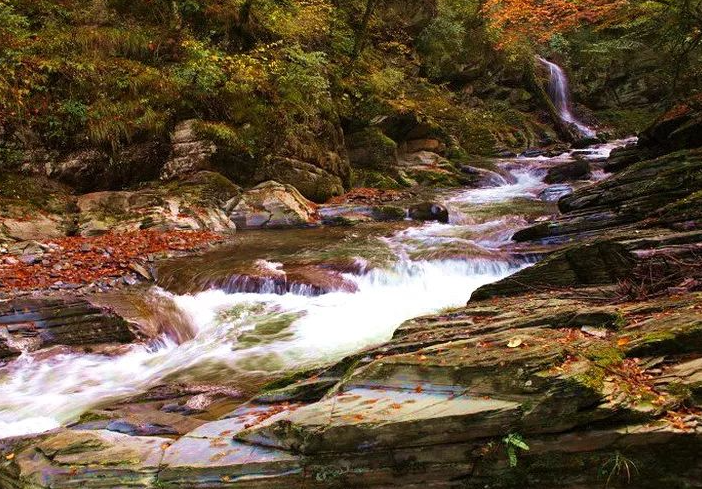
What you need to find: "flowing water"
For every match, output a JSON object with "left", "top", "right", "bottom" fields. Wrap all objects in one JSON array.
[
  {"left": 537, "top": 56, "right": 596, "bottom": 138},
  {"left": 0, "top": 141, "right": 632, "bottom": 439}
]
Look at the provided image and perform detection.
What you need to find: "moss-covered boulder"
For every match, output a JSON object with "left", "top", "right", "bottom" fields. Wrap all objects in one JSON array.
[{"left": 346, "top": 128, "right": 398, "bottom": 171}]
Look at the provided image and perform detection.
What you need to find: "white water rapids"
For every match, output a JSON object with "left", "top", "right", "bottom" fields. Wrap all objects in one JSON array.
[{"left": 0, "top": 141, "right": 630, "bottom": 439}]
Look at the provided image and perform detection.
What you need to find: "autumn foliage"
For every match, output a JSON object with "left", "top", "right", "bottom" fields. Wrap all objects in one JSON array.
[
  {"left": 482, "top": 0, "right": 629, "bottom": 49},
  {"left": 0, "top": 230, "right": 223, "bottom": 292}
]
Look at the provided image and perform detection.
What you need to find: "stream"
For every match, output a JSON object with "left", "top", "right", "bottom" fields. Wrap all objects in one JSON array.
[{"left": 0, "top": 140, "right": 632, "bottom": 439}]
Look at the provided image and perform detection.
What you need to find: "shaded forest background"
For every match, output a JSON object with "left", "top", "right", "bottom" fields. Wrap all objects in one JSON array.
[{"left": 1, "top": 0, "right": 701, "bottom": 200}]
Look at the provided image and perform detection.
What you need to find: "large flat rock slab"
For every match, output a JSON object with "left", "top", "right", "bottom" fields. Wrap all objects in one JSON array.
[
  {"left": 2, "top": 430, "right": 169, "bottom": 488},
  {"left": 237, "top": 387, "right": 521, "bottom": 454}
]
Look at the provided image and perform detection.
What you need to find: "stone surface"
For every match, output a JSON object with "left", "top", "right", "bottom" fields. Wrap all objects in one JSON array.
[
  {"left": 257, "top": 157, "right": 346, "bottom": 204},
  {"left": 0, "top": 297, "right": 139, "bottom": 358},
  {"left": 514, "top": 149, "right": 702, "bottom": 243},
  {"left": 228, "top": 181, "right": 320, "bottom": 229},
  {"left": 544, "top": 159, "right": 591, "bottom": 184},
  {"left": 408, "top": 202, "right": 449, "bottom": 223},
  {"left": 77, "top": 171, "right": 239, "bottom": 236},
  {"left": 538, "top": 184, "right": 573, "bottom": 202},
  {"left": 2, "top": 430, "right": 168, "bottom": 488},
  {"left": 160, "top": 120, "right": 217, "bottom": 181}
]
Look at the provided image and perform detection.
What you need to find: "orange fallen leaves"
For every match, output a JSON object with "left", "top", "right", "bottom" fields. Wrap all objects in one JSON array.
[{"left": 0, "top": 230, "right": 223, "bottom": 292}]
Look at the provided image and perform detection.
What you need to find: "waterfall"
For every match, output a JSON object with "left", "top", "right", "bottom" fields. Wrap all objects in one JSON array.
[{"left": 537, "top": 56, "right": 596, "bottom": 138}]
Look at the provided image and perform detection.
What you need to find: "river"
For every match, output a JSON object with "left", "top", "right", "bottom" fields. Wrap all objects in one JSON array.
[{"left": 0, "top": 140, "right": 632, "bottom": 438}]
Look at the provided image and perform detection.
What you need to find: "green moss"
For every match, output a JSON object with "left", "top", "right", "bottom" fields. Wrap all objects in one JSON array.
[
  {"left": 585, "top": 346, "right": 625, "bottom": 369},
  {"left": 0, "top": 173, "right": 75, "bottom": 217},
  {"left": 350, "top": 169, "right": 403, "bottom": 190},
  {"left": 595, "top": 108, "right": 658, "bottom": 137},
  {"left": 574, "top": 365, "right": 607, "bottom": 391},
  {"left": 347, "top": 128, "right": 398, "bottom": 171}
]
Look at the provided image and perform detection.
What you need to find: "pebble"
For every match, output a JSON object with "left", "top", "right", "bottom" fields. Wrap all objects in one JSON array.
[{"left": 19, "top": 254, "right": 40, "bottom": 265}]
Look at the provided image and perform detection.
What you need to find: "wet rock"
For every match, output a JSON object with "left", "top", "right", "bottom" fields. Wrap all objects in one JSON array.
[
  {"left": 0, "top": 297, "right": 139, "bottom": 358},
  {"left": 538, "top": 184, "right": 573, "bottom": 202},
  {"left": 472, "top": 240, "right": 636, "bottom": 300},
  {"left": 520, "top": 148, "right": 545, "bottom": 158},
  {"left": 458, "top": 165, "right": 508, "bottom": 187},
  {"left": 602, "top": 143, "right": 647, "bottom": 172},
  {"left": 408, "top": 202, "right": 449, "bottom": 223},
  {"left": 160, "top": 119, "right": 217, "bottom": 181},
  {"left": 106, "top": 420, "right": 179, "bottom": 437},
  {"left": 0, "top": 429, "right": 168, "bottom": 487},
  {"left": 544, "top": 159, "right": 591, "bottom": 184},
  {"left": 516, "top": 149, "right": 702, "bottom": 243},
  {"left": 318, "top": 204, "right": 406, "bottom": 225},
  {"left": 228, "top": 181, "right": 319, "bottom": 229},
  {"left": 571, "top": 136, "right": 603, "bottom": 149}
]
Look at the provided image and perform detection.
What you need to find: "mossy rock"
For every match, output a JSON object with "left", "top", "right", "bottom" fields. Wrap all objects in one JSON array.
[{"left": 346, "top": 128, "right": 398, "bottom": 171}]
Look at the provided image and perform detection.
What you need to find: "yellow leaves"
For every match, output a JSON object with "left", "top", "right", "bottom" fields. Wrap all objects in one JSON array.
[{"left": 5, "top": 453, "right": 14, "bottom": 461}]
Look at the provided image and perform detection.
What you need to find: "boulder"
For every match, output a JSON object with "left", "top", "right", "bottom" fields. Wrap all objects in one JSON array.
[
  {"left": 458, "top": 165, "right": 508, "bottom": 187},
  {"left": 160, "top": 120, "right": 217, "bottom": 181},
  {"left": 538, "top": 184, "right": 573, "bottom": 202},
  {"left": 47, "top": 143, "right": 168, "bottom": 192},
  {"left": 571, "top": 136, "right": 602, "bottom": 149},
  {"left": 77, "top": 171, "right": 239, "bottom": 236},
  {"left": 258, "top": 157, "right": 345, "bottom": 204},
  {"left": 0, "top": 297, "right": 139, "bottom": 358},
  {"left": 0, "top": 214, "right": 65, "bottom": 242},
  {"left": 346, "top": 128, "right": 398, "bottom": 170},
  {"left": 408, "top": 202, "right": 449, "bottom": 223},
  {"left": 520, "top": 148, "right": 545, "bottom": 158},
  {"left": 639, "top": 97, "right": 702, "bottom": 153},
  {"left": 227, "top": 181, "right": 319, "bottom": 229},
  {"left": 544, "top": 159, "right": 591, "bottom": 184}
]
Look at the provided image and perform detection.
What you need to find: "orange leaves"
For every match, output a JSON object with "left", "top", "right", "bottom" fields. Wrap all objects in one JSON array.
[
  {"left": 0, "top": 230, "right": 223, "bottom": 292},
  {"left": 482, "top": 0, "right": 628, "bottom": 49}
]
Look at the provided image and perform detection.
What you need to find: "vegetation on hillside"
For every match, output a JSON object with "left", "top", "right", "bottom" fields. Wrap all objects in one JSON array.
[{"left": 0, "top": 0, "right": 700, "bottom": 193}]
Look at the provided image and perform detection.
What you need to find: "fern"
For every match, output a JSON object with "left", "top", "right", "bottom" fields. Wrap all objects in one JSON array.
[{"left": 503, "top": 433, "right": 530, "bottom": 468}]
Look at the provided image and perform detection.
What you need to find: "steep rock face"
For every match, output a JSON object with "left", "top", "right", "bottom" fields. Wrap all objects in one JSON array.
[
  {"left": 256, "top": 157, "right": 346, "bottom": 204},
  {"left": 45, "top": 143, "right": 169, "bottom": 193},
  {"left": 160, "top": 120, "right": 218, "bottom": 181},
  {"left": 227, "top": 181, "right": 319, "bottom": 229},
  {"left": 0, "top": 174, "right": 77, "bottom": 244}
]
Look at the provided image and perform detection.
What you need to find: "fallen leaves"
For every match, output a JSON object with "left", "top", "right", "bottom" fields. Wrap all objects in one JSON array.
[{"left": 0, "top": 230, "right": 223, "bottom": 292}]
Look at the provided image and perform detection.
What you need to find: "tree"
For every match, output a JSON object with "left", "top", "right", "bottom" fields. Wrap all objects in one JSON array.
[{"left": 481, "top": 0, "right": 628, "bottom": 51}]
